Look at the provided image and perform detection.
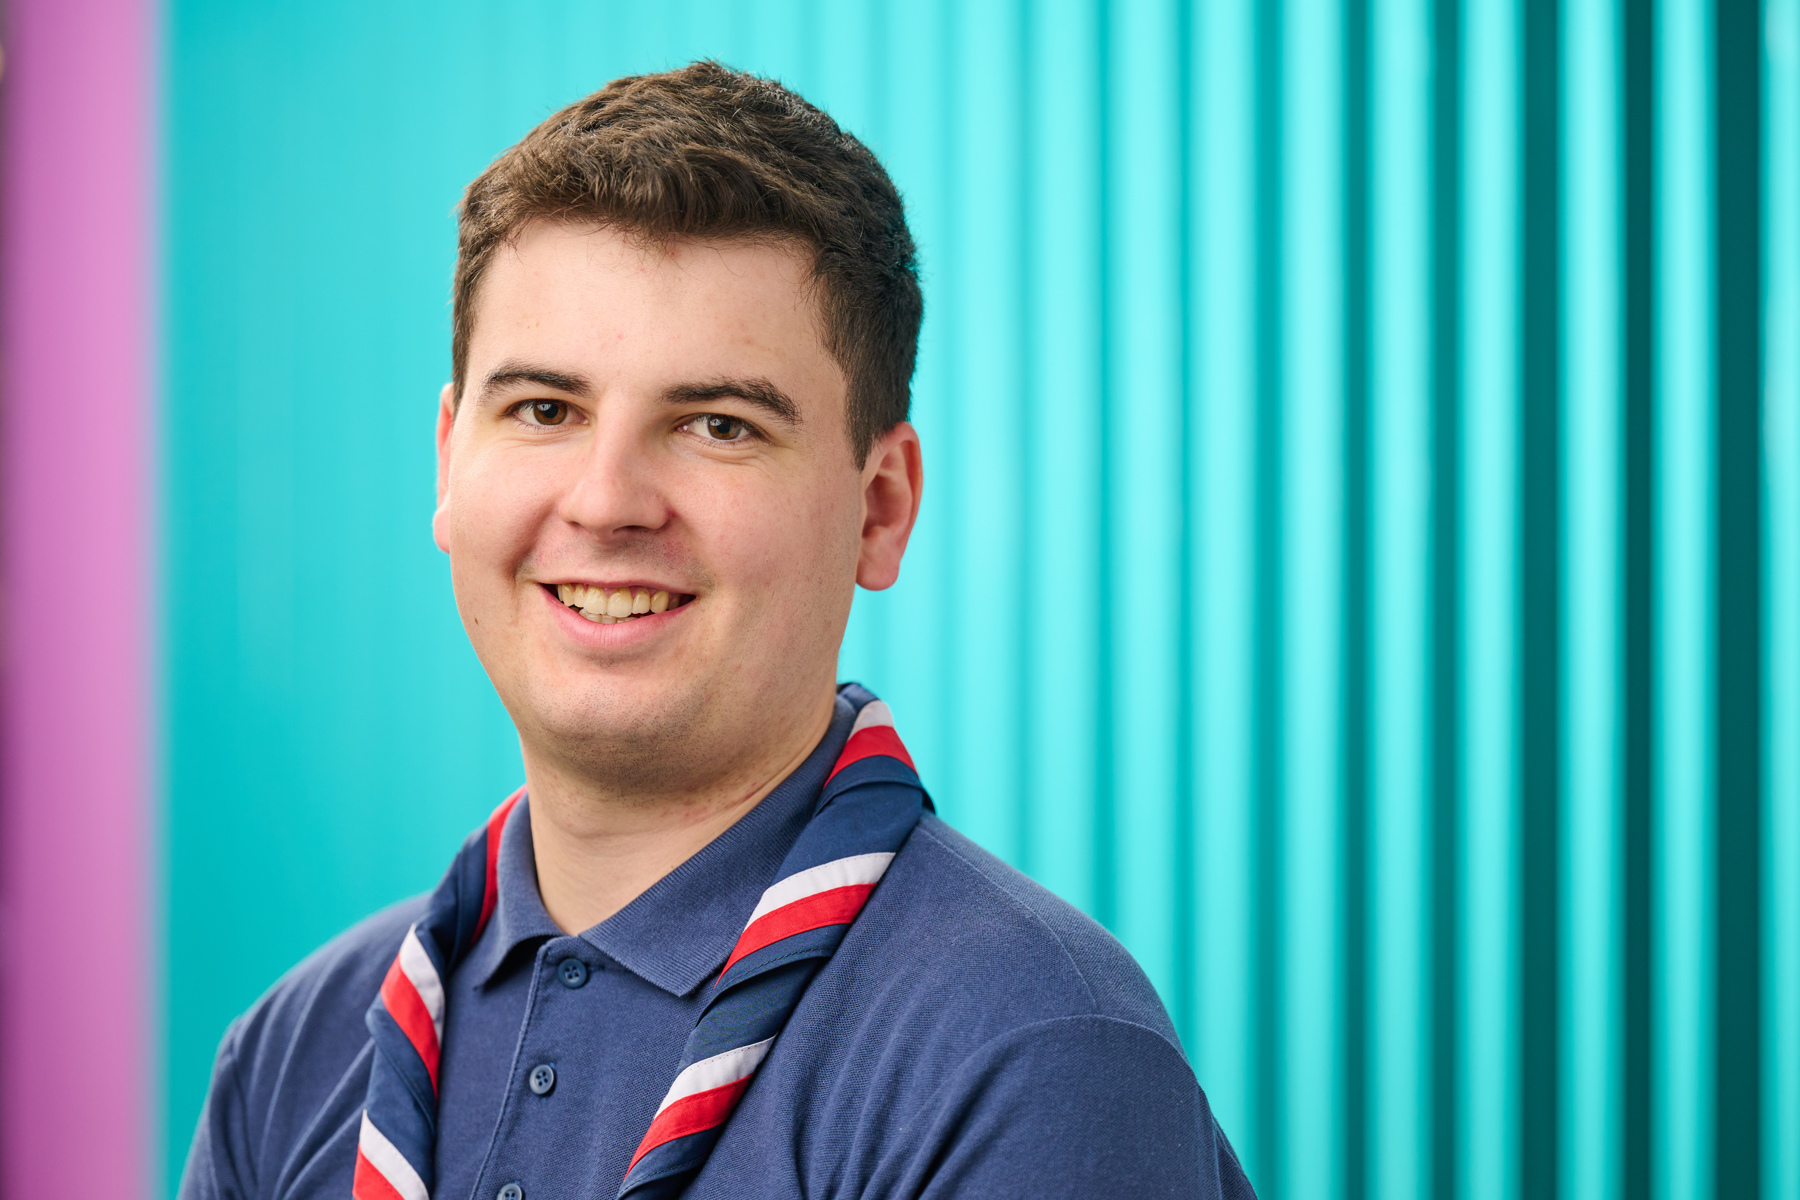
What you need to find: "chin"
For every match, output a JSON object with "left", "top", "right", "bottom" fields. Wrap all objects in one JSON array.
[
  {"left": 519, "top": 669, "right": 703, "bottom": 759},
  {"left": 552, "top": 676, "right": 698, "bottom": 735}
]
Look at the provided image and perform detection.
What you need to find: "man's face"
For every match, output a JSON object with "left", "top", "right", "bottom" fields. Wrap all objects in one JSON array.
[{"left": 435, "top": 223, "right": 918, "bottom": 792}]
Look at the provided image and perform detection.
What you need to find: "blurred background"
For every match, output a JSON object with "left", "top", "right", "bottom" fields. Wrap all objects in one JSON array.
[{"left": 1, "top": 0, "right": 1795, "bottom": 1197}]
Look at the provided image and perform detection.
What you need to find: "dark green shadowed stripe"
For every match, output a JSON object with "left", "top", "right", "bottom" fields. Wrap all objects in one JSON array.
[
  {"left": 1092, "top": 0, "right": 1117, "bottom": 937},
  {"left": 1429, "top": 0, "right": 1465, "bottom": 1195},
  {"left": 1519, "top": 0, "right": 1562, "bottom": 1196},
  {"left": 1714, "top": 0, "right": 1764, "bottom": 1193},
  {"left": 1014, "top": 0, "right": 1039, "bottom": 885},
  {"left": 1172, "top": 0, "right": 1199, "bottom": 1054},
  {"left": 1253, "top": 0, "right": 1289, "bottom": 1191},
  {"left": 1341, "top": 0, "right": 1375, "bottom": 1195},
  {"left": 1622, "top": 0, "right": 1656, "bottom": 1195}
]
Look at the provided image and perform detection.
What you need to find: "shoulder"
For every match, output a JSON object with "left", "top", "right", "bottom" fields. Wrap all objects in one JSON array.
[
  {"left": 767, "top": 817, "right": 1249, "bottom": 1197},
  {"left": 835, "top": 813, "right": 1182, "bottom": 1053},
  {"left": 883, "top": 1012, "right": 1239, "bottom": 1198}
]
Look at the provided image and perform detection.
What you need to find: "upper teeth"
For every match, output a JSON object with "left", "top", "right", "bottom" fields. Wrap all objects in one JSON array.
[{"left": 555, "top": 584, "right": 679, "bottom": 624}]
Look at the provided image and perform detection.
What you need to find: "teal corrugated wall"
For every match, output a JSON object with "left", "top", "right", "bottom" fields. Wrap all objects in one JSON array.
[{"left": 164, "top": 2, "right": 1798, "bottom": 1197}]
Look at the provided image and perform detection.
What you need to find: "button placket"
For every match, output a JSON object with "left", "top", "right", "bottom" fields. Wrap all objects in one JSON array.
[{"left": 478, "top": 942, "right": 603, "bottom": 1199}]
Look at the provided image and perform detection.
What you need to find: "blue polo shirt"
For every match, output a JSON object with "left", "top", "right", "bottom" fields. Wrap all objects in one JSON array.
[{"left": 180, "top": 693, "right": 1255, "bottom": 1199}]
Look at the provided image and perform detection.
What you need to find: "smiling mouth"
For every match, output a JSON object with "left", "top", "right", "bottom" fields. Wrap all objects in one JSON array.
[{"left": 553, "top": 583, "right": 695, "bottom": 625}]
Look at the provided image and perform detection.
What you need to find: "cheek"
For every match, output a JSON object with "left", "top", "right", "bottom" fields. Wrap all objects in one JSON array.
[
  {"left": 752, "top": 482, "right": 864, "bottom": 604},
  {"left": 711, "top": 477, "right": 862, "bottom": 604},
  {"left": 447, "top": 448, "right": 556, "bottom": 573}
]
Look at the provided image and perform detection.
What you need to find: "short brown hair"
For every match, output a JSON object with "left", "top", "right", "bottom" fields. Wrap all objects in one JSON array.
[{"left": 452, "top": 61, "right": 922, "bottom": 464}]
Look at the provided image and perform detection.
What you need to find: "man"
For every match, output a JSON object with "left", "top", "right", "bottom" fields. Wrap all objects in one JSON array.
[{"left": 181, "top": 63, "right": 1254, "bottom": 1200}]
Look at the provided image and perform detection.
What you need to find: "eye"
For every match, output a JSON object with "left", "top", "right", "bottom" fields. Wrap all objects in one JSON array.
[
  {"left": 692, "top": 414, "right": 752, "bottom": 442},
  {"left": 524, "top": 401, "right": 570, "bottom": 426}
]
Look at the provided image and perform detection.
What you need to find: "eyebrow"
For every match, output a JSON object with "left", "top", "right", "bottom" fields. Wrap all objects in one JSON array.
[
  {"left": 664, "top": 379, "right": 802, "bottom": 427},
  {"left": 478, "top": 362, "right": 594, "bottom": 402}
]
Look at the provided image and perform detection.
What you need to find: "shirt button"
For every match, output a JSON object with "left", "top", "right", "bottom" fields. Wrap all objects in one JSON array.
[
  {"left": 497, "top": 1185, "right": 524, "bottom": 1200},
  {"left": 528, "top": 1063, "right": 556, "bottom": 1096},
  {"left": 558, "top": 958, "right": 589, "bottom": 988}
]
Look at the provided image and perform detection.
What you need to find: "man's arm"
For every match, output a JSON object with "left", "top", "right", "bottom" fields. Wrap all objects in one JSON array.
[{"left": 885, "top": 1014, "right": 1256, "bottom": 1200}]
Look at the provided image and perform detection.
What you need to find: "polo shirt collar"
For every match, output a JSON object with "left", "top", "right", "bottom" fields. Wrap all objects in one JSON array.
[
  {"left": 465, "top": 691, "right": 858, "bottom": 997},
  {"left": 461, "top": 799, "right": 561, "bottom": 989}
]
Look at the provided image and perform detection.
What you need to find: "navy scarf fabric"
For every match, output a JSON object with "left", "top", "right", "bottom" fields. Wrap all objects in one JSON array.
[{"left": 353, "top": 685, "right": 926, "bottom": 1200}]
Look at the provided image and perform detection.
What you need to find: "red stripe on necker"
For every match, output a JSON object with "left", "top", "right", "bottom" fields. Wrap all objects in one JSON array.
[
  {"left": 826, "top": 724, "right": 914, "bottom": 782},
  {"left": 352, "top": 1152, "right": 410, "bottom": 1200},
  {"left": 379, "top": 959, "right": 440, "bottom": 1089},
  {"left": 626, "top": 1076, "right": 757, "bottom": 1175},
  {"left": 474, "top": 789, "right": 522, "bottom": 943},
  {"left": 718, "top": 884, "right": 876, "bottom": 979}
]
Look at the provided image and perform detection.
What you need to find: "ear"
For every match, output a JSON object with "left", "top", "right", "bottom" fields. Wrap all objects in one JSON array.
[
  {"left": 855, "top": 421, "right": 923, "bottom": 590},
  {"left": 432, "top": 382, "right": 457, "bottom": 554}
]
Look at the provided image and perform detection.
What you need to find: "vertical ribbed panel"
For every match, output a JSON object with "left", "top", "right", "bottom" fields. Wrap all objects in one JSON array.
[{"left": 161, "top": 2, "right": 1793, "bottom": 1196}]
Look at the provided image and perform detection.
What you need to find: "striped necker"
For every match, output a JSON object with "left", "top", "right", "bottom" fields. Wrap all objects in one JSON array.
[{"left": 353, "top": 685, "right": 926, "bottom": 1200}]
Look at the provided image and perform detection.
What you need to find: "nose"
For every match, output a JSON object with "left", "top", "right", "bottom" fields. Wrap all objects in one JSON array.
[{"left": 555, "top": 409, "right": 671, "bottom": 538}]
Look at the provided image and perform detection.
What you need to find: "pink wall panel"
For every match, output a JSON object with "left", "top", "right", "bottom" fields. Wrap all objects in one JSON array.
[{"left": 1, "top": 0, "right": 155, "bottom": 1194}]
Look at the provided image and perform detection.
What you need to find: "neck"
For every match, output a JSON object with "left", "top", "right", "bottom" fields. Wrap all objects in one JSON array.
[{"left": 522, "top": 690, "right": 837, "bottom": 933}]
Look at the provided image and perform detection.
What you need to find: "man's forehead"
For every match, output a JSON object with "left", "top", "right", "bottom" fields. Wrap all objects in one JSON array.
[
  {"left": 473, "top": 225, "right": 825, "bottom": 355},
  {"left": 498, "top": 221, "right": 817, "bottom": 300}
]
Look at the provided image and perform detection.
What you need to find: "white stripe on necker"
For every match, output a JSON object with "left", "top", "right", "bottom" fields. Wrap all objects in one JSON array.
[
  {"left": 654, "top": 1037, "right": 776, "bottom": 1115},
  {"left": 745, "top": 852, "right": 894, "bottom": 927},
  {"left": 847, "top": 700, "right": 895, "bottom": 737},
  {"left": 359, "top": 1111, "right": 429, "bottom": 1200},
  {"left": 397, "top": 926, "right": 445, "bottom": 1042}
]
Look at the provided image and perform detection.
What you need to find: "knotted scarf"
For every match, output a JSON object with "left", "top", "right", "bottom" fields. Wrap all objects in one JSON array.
[{"left": 352, "top": 685, "right": 925, "bottom": 1200}]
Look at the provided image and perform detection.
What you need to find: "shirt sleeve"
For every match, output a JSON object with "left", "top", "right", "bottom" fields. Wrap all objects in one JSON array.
[
  {"left": 177, "top": 1018, "right": 256, "bottom": 1200},
  {"left": 893, "top": 1014, "right": 1256, "bottom": 1200}
]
